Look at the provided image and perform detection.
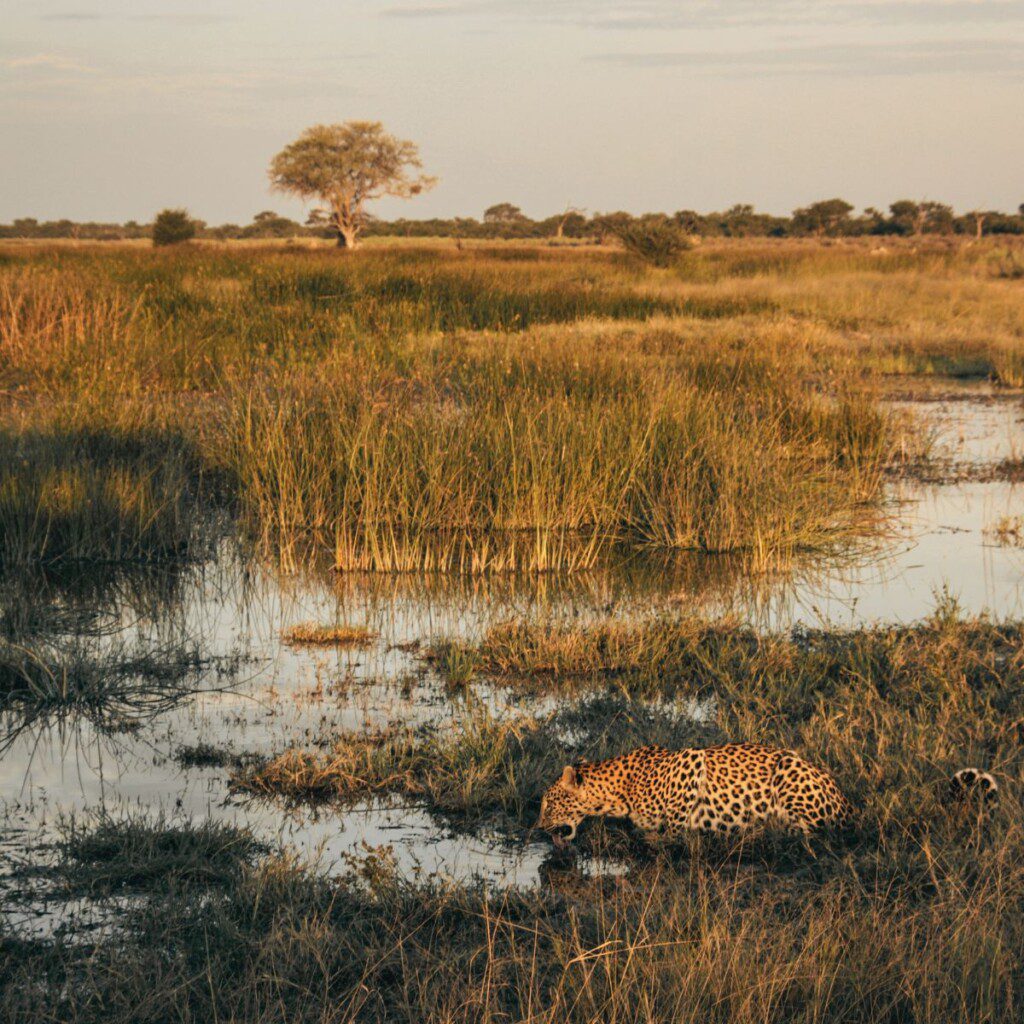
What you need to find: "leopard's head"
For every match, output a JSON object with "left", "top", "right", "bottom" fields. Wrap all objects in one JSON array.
[
  {"left": 537, "top": 766, "right": 590, "bottom": 848},
  {"left": 537, "top": 763, "right": 628, "bottom": 849}
]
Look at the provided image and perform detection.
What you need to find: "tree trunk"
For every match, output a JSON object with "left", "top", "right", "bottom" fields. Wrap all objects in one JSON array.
[{"left": 335, "top": 224, "right": 359, "bottom": 250}]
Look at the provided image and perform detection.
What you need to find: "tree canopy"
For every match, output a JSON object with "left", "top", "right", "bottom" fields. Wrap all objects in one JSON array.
[
  {"left": 269, "top": 121, "right": 436, "bottom": 249},
  {"left": 152, "top": 208, "right": 196, "bottom": 247},
  {"left": 792, "top": 199, "right": 854, "bottom": 237},
  {"left": 483, "top": 203, "right": 527, "bottom": 224}
]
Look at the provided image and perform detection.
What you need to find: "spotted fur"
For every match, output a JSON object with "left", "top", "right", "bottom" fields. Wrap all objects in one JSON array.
[
  {"left": 537, "top": 744, "right": 996, "bottom": 849},
  {"left": 948, "top": 767, "right": 998, "bottom": 804}
]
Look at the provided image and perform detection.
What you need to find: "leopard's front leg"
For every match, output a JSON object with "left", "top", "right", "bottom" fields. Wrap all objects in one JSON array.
[{"left": 631, "top": 811, "right": 671, "bottom": 849}]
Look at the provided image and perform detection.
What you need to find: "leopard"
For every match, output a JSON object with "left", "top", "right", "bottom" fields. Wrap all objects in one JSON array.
[{"left": 536, "top": 742, "right": 997, "bottom": 850}]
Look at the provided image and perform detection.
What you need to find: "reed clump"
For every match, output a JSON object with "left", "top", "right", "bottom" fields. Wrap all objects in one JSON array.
[
  {"left": 0, "top": 634, "right": 207, "bottom": 748},
  {"left": 281, "top": 622, "right": 376, "bottom": 647},
  {"left": 220, "top": 334, "right": 894, "bottom": 572}
]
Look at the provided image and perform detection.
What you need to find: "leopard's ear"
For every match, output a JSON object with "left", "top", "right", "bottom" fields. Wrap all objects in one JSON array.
[{"left": 560, "top": 765, "right": 582, "bottom": 788}]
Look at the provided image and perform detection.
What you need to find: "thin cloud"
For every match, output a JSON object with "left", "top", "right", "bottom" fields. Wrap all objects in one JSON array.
[
  {"left": 39, "top": 10, "right": 233, "bottom": 24},
  {"left": 39, "top": 12, "right": 102, "bottom": 21},
  {"left": 1, "top": 58, "right": 363, "bottom": 103},
  {"left": 380, "top": 4, "right": 468, "bottom": 14},
  {"left": 4, "top": 53, "right": 96, "bottom": 73},
  {"left": 590, "top": 39, "right": 1024, "bottom": 75},
  {"left": 379, "top": 0, "right": 1024, "bottom": 29}
]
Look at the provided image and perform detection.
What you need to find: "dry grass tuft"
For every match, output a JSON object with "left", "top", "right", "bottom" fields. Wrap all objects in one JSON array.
[
  {"left": 281, "top": 622, "right": 376, "bottom": 647},
  {"left": 984, "top": 515, "right": 1024, "bottom": 547}
]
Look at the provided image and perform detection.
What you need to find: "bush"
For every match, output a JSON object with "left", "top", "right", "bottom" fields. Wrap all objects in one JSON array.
[
  {"left": 613, "top": 216, "right": 693, "bottom": 267},
  {"left": 152, "top": 208, "right": 196, "bottom": 247}
]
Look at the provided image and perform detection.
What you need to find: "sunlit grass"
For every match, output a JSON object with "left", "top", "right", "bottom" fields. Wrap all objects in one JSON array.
[
  {"left": 8, "top": 600, "right": 1024, "bottom": 1023},
  {"left": 236, "top": 603, "right": 1024, "bottom": 838},
  {"left": 5, "top": 238, "right": 1022, "bottom": 572},
  {"left": 281, "top": 622, "right": 376, "bottom": 647}
]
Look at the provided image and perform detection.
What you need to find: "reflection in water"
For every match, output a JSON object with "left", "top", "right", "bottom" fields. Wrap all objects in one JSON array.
[{"left": 1, "top": 394, "right": 1022, "bottom": 933}]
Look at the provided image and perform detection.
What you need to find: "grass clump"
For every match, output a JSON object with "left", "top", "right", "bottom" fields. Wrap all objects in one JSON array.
[
  {"left": 4, "top": 811, "right": 1024, "bottom": 1024},
  {"left": 281, "top": 622, "right": 376, "bottom": 647},
  {"left": 39, "top": 813, "right": 266, "bottom": 896},
  {"left": 0, "top": 635, "right": 206, "bottom": 742},
  {"left": 0, "top": 414, "right": 209, "bottom": 568},
  {"left": 231, "top": 704, "right": 569, "bottom": 824},
  {"left": 984, "top": 515, "right": 1024, "bottom": 546},
  {"left": 432, "top": 615, "right": 749, "bottom": 691},
  {"left": 613, "top": 216, "right": 694, "bottom": 267}
]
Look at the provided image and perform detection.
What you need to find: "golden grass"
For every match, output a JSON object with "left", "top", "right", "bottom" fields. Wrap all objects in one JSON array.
[
  {"left": 11, "top": 605, "right": 1024, "bottom": 1023},
  {"left": 984, "top": 515, "right": 1024, "bottom": 547},
  {"left": 281, "top": 622, "right": 376, "bottom": 647},
  {"left": 3, "top": 238, "right": 1020, "bottom": 570}
]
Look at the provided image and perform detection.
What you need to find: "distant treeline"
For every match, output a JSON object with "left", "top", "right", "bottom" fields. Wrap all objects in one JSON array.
[{"left": 4, "top": 199, "right": 1024, "bottom": 242}]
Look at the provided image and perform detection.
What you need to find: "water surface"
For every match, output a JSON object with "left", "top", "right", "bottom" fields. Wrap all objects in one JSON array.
[{"left": 2, "top": 388, "right": 1021, "bottom": 932}]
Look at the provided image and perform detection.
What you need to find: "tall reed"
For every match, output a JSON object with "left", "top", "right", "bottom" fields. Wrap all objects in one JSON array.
[
  {"left": 219, "top": 333, "right": 894, "bottom": 571},
  {"left": 13, "top": 242, "right": 1011, "bottom": 572}
]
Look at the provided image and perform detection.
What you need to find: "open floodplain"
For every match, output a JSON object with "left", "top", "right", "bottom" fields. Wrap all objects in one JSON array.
[{"left": 2, "top": 237, "right": 1024, "bottom": 1022}]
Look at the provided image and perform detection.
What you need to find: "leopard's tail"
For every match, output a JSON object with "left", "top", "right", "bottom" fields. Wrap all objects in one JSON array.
[{"left": 947, "top": 768, "right": 998, "bottom": 804}]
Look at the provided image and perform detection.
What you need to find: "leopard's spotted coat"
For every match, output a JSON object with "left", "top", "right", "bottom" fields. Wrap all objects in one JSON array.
[{"left": 538, "top": 743, "right": 850, "bottom": 848}]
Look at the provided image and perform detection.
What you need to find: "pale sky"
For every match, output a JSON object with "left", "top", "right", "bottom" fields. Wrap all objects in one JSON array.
[{"left": 2, "top": 1, "right": 1022, "bottom": 223}]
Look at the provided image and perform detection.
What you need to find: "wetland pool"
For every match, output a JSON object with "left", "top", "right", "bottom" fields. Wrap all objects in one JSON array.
[{"left": 1, "top": 388, "right": 1022, "bottom": 934}]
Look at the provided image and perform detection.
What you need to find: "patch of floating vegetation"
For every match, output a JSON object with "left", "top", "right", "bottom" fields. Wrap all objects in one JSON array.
[
  {"left": 281, "top": 622, "right": 376, "bottom": 648},
  {"left": 0, "top": 636, "right": 206, "bottom": 722},
  {"left": 173, "top": 742, "right": 247, "bottom": 770},
  {"left": 985, "top": 515, "right": 1024, "bottom": 548}
]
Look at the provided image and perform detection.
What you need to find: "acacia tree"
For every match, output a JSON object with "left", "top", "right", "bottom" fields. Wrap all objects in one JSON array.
[
  {"left": 269, "top": 121, "right": 436, "bottom": 249},
  {"left": 889, "top": 200, "right": 954, "bottom": 237},
  {"left": 552, "top": 205, "right": 585, "bottom": 239},
  {"left": 792, "top": 198, "right": 853, "bottom": 237},
  {"left": 483, "top": 203, "right": 527, "bottom": 224}
]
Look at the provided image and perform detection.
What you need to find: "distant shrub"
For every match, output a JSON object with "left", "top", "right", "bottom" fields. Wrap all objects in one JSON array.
[
  {"left": 152, "top": 208, "right": 196, "bottom": 247},
  {"left": 612, "top": 217, "right": 693, "bottom": 267}
]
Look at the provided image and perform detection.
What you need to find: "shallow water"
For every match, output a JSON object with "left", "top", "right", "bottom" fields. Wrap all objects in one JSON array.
[{"left": 2, "top": 388, "right": 1022, "bottom": 933}]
